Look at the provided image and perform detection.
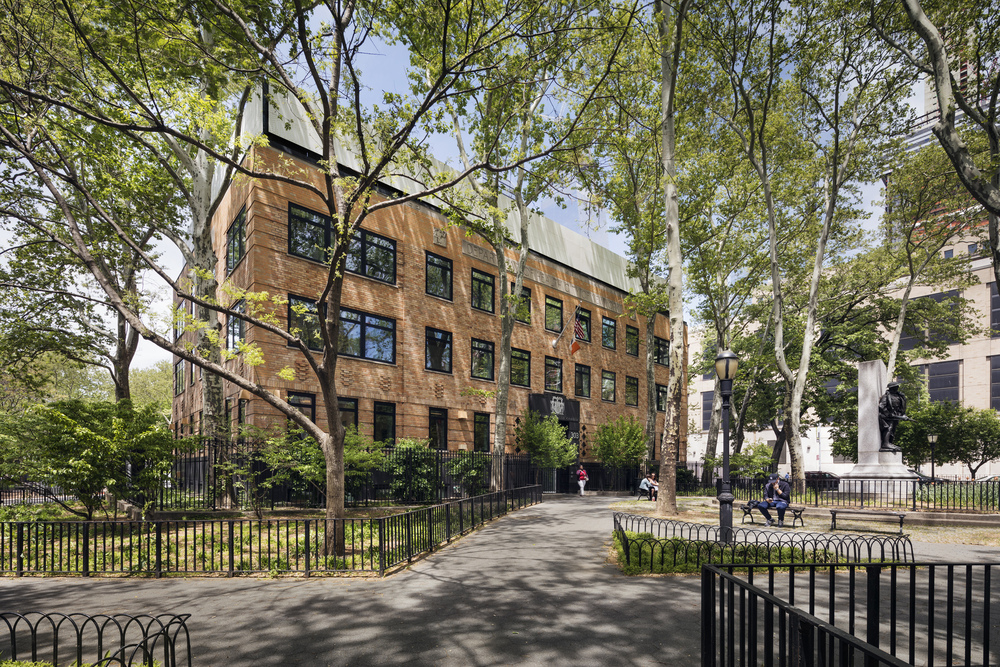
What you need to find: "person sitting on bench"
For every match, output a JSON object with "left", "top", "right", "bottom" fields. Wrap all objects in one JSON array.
[
  {"left": 638, "top": 474, "right": 653, "bottom": 500},
  {"left": 757, "top": 472, "right": 791, "bottom": 527}
]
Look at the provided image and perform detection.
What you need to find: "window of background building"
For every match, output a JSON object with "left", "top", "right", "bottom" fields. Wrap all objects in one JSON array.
[
  {"left": 288, "top": 391, "right": 316, "bottom": 422},
  {"left": 174, "top": 361, "right": 184, "bottom": 396},
  {"left": 656, "top": 384, "right": 667, "bottom": 412},
  {"left": 429, "top": 408, "right": 448, "bottom": 450},
  {"left": 346, "top": 229, "right": 396, "bottom": 284},
  {"left": 992, "top": 357, "right": 1000, "bottom": 411},
  {"left": 339, "top": 398, "right": 358, "bottom": 429},
  {"left": 575, "top": 364, "right": 590, "bottom": 397},
  {"left": 471, "top": 269, "right": 495, "bottom": 313},
  {"left": 545, "top": 296, "right": 562, "bottom": 332},
  {"left": 970, "top": 243, "right": 979, "bottom": 255},
  {"left": 626, "top": 325, "right": 639, "bottom": 356},
  {"left": 602, "top": 370, "right": 616, "bottom": 402},
  {"left": 511, "top": 348, "right": 531, "bottom": 387},
  {"left": 576, "top": 308, "right": 590, "bottom": 341},
  {"left": 288, "top": 295, "right": 322, "bottom": 350},
  {"left": 226, "top": 300, "right": 245, "bottom": 349},
  {"left": 238, "top": 399, "right": 248, "bottom": 427},
  {"left": 654, "top": 337, "right": 669, "bottom": 365},
  {"left": 339, "top": 307, "right": 396, "bottom": 363},
  {"left": 625, "top": 376, "right": 638, "bottom": 406},
  {"left": 425, "top": 327, "right": 453, "bottom": 373},
  {"left": 545, "top": 357, "right": 563, "bottom": 392},
  {"left": 426, "top": 252, "right": 453, "bottom": 300},
  {"left": 702, "top": 391, "right": 714, "bottom": 430},
  {"left": 474, "top": 413, "right": 490, "bottom": 452},
  {"left": 991, "top": 283, "right": 1000, "bottom": 338},
  {"left": 943, "top": 249, "right": 953, "bottom": 259},
  {"left": 513, "top": 284, "right": 531, "bottom": 324},
  {"left": 602, "top": 316, "right": 617, "bottom": 349},
  {"left": 471, "top": 338, "right": 495, "bottom": 380},
  {"left": 288, "top": 203, "right": 332, "bottom": 263},
  {"left": 923, "top": 360, "right": 960, "bottom": 403},
  {"left": 374, "top": 402, "right": 396, "bottom": 444},
  {"left": 901, "top": 290, "right": 963, "bottom": 350},
  {"left": 226, "top": 207, "right": 246, "bottom": 274},
  {"left": 174, "top": 299, "right": 184, "bottom": 340}
]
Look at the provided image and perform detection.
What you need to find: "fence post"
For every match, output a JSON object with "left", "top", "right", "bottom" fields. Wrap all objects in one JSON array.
[
  {"left": 866, "top": 565, "right": 882, "bottom": 660},
  {"left": 378, "top": 518, "right": 385, "bottom": 576},
  {"left": 406, "top": 512, "right": 413, "bottom": 563},
  {"left": 228, "top": 520, "right": 235, "bottom": 577},
  {"left": 912, "top": 481, "right": 917, "bottom": 512},
  {"left": 701, "top": 566, "right": 716, "bottom": 666},
  {"left": 82, "top": 523, "right": 90, "bottom": 577},
  {"left": 445, "top": 502, "right": 452, "bottom": 542},
  {"left": 304, "top": 521, "right": 310, "bottom": 577},
  {"left": 16, "top": 523, "right": 24, "bottom": 577},
  {"left": 427, "top": 508, "right": 434, "bottom": 551},
  {"left": 155, "top": 522, "right": 163, "bottom": 578}
]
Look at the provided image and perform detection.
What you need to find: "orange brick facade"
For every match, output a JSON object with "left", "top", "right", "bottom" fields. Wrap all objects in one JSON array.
[{"left": 172, "top": 145, "right": 687, "bottom": 460}]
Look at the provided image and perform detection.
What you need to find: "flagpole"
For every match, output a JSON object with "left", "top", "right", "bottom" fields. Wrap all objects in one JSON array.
[{"left": 551, "top": 305, "right": 580, "bottom": 348}]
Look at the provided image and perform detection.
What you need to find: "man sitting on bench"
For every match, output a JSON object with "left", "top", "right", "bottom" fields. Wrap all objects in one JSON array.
[
  {"left": 638, "top": 473, "right": 656, "bottom": 501},
  {"left": 757, "top": 472, "right": 791, "bottom": 528}
]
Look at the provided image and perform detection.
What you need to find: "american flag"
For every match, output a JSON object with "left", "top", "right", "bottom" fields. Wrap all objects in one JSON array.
[{"left": 573, "top": 308, "right": 584, "bottom": 339}]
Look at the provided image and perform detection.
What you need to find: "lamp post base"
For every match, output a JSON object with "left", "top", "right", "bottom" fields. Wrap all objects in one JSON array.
[{"left": 718, "top": 486, "right": 734, "bottom": 543}]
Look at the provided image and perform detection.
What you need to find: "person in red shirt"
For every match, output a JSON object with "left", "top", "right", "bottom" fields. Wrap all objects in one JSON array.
[{"left": 576, "top": 465, "right": 589, "bottom": 496}]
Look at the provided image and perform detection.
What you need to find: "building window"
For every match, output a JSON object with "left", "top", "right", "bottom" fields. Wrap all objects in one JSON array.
[
  {"left": 943, "top": 248, "right": 953, "bottom": 259},
  {"left": 471, "top": 269, "right": 495, "bottom": 313},
  {"left": 902, "top": 290, "right": 963, "bottom": 349},
  {"left": 174, "top": 361, "right": 184, "bottom": 396},
  {"left": 374, "top": 402, "right": 396, "bottom": 444},
  {"left": 625, "top": 376, "right": 638, "bottom": 406},
  {"left": 545, "top": 357, "right": 563, "bottom": 393},
  {"left": 575, "top": 364, "right": 591, "bottom": 398},
  {"left": 226, "top": 300, "right": 245, "bottom": 349},
  {"left": 925, "top": 360, "right": 960, "bottom": 403},
  {"left": 601, "top": 370, "right": 616, "bottom": 402},
  {"left": 702, "top": 391, "right": 714, "bottom": 430},
  {"left": 429, "top": 408, "right": 448, "bottom": 450},
  {"left": 174, "top": 299, "right": 185, "bottom": 340},
  {"left": 511, "top": 348, "right": 531, "bottom": 387},
  {"left": 656, "top": 384, "right": 667, "bottom": 412},
  {"left": 288, "top": 203, "right": 332, "bottom": 263},
  {"left": 545, "top": 296, "right": 562, "bottom": 332},
  {"left": 288, "top": 295, "right": 322, "bottom": 350},
  {"left": 426, "top": 252, "right": 453, "bottom": 300},
  {"left": 991, "top": 357, "right": 1000, "bottom": 412},
  {"left": 626, "top": 325, "right": 639, "bottom": 356},
  {"left": 288, "top": 391, "right": 316, "bottom": 422},
  {"left": 425, "top": 327, "right": 453, "bottom": 373},
  {"left": 991, "top": 283, "right": 1000, "bottom": 338},
  {"left": 654, "top": 336, "right": 669, "bottom": 365},
  {"left": 189, "top": 361, "right": 195, "bottom": 386},
  {"left": 474, "top": 413, "right": 490, "bottom": 452},
  {"left": 339, "top": 307, "right": 396, "bottom": 363},
  {"left": 576, "top": 308, "right": 591, "bottom": 342},
  {"left": 969, "top": 243, "right": 979, "bottom": 255},
  {"left": 513, "top": 284, "right": 531, "bottom": 324},
  {"left": 602, "top": 316, "right": 617, "bottom": 349},
  {"left": 346, "top": 229, "right": 396, "bottom": 284},
  {"left": 339, "top": 398, "right": 358, "bottom": 430},
  {"left": 238, "top": 399, "right": 248, "bottom": 426},
  {"left": 471, "top": 338, "right": 495, "bottom": 380},
  {"left": 226, "top": 207, "right": 246, "bottom": 274}
]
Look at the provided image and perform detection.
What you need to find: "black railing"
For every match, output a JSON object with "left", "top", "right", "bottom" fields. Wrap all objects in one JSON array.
[
  {"left": 613, "top": 513, "right": 913, "bottom": 573},
  {"left": 702, "top": 562, "right": 1000, "bottom": 666},
  {"left": 0, "top": 486, "right": 541, "bottom": 577},
  {"left": 0, "top": 612, "right": 191, "bottom": 666}
]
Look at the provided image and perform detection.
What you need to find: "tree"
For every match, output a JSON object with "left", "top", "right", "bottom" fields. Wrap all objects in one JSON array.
[
  {"left": 893, "top": 402, "right": 1000, "bottom": 478},
  {"left": 513, "top": 410, "right": 577, "bottom": 476},
  {"left": 0, "top": 399, "right": 177, "bottom": 519},
  {"left": 593, "top": 415, "right": 647, "bottom": 468}
]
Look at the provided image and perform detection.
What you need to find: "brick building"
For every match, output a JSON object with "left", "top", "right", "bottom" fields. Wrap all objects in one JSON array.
[{"left": 171, "top": 91, "right": 686, "bottom": 460}]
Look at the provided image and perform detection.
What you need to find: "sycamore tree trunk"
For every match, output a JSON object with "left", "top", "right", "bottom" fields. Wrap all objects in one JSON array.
[
  {"left": 318, "top": 277, "right": 347, "bottom": 557},
  {"left": 702, "top": 376, "right": 722, "bottom": 487}
]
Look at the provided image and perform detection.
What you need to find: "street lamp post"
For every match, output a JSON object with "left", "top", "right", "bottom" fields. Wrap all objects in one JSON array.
[
  {"left": 928, "top": 433, "right": 938, "bottom": 482},
  {"left": 716, "top": 350, "right": 739, "bottom": 543}
]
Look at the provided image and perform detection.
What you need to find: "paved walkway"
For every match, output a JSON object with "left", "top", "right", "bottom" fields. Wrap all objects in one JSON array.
[{"left": 3, "top": 496, "right": 1000, "bottom": 666}]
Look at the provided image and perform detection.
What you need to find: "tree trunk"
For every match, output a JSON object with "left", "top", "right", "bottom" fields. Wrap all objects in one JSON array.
[{"left": 702, "top": 377, "right": 722, "bottom": 486}]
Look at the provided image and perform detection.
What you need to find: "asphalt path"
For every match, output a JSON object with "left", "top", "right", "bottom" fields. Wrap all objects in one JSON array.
[{"left": 0, "top": 496, "right": 702, "bottom": 666}]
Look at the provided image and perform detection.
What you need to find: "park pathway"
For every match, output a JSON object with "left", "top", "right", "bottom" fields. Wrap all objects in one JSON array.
[{"left": 4, "top": 495, "right": 1000, "bottom": 666}]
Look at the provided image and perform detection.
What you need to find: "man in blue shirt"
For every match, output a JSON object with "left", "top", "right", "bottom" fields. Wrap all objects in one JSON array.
[{"left": 757, "top": 472, "right": 791, "bottom": 527}]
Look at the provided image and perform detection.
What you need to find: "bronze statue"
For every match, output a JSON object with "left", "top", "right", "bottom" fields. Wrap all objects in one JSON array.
[{"left": 878, "top": 382, "right": 909, "bottom": 453}]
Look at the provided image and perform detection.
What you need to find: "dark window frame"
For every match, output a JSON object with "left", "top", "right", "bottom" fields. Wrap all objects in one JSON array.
[
  {"left": 288, "top": 294, "right": 323, "bottom": 351},
  {"left": 226, "top": 300, "right": 246, "bottom": 350},
  {"left": 545, "top": 296, "right": 563, "bottom": 333},
  {"left": 602, "top": 316, "right": 617, "bottom": 349},
  {"left": 374, "top": 402, "right": 396, "bottom": 444},
  {"left": 625, "top": 376, "right": 639, "bottom": 406},
  {"left": 656, "top": 384, "right": 667, "bottom": 412},
  {"left": 512, "top": 284, "right": 531, "bottom": 324},
  {"left": 625, "top": 325, "right": 639, "bottom": 356},
  {"left": 174, "top": 361, "right": 184, "bottom": 396},
  {"left": 575, "top": 364, "right": 591, "bottom": 398},
  {"left": 654, "top": 337, "right": 669, "bottom": 366},
  {"left": 545, "top": 356, "right": 563, "bottom": 393},
  {"left": 339, "top": 397, "right": 359, "bottom": 430},
  {"left": 576, "top": 308, "right": 591, "bottom": 342},
  {"left": 473, "top": 413, "right": 490, "bottom": 452},
  {"left": 702, "top": 391, "right": 714, "bottom": 430},
  {"left": 425, "top": 251, "right": 453, "bottom": 300},
  {"left": 925, "top": 360, "right": 960, "bottom": 403},
  {"left": 425, "top": 327, "right": 453, "bottom": 373},
  {"left": 511, "top": 348, "right": 531, "bottom": 387},
  {"left": 601, "top": 370, "right": 616, "bottom": 402},
  {"left": 226, "top": 207, "right": 246, "bottom": 274},
  {"left": 338, "top": 307, "right": 396, "bottom": 364},
  {"left": 288, "top": 203, "right": 332, "bottom": 263},
  {"left": 346, "top": 228, "right": 397, "bottom": 284},
  {"left": 429, "top": 407, "right": 448, "bottom": 450},
  {"left": 471, "top": 338, "right": 495, "bottom": 381},
  {"left": 471, "top": 269, "right": 495, "bottom": 313},
  {"left": 288, "top": 391, "right": 316, "bottom": 422}
]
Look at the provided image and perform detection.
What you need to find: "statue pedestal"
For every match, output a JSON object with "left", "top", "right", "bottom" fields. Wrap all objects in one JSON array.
[{"left": 841, "top": 360, "right": 917, "bottom": 490}]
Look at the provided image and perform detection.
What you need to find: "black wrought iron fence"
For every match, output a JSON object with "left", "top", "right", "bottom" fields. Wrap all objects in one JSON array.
[
  {"left": 0, "top": 612, "right": 191, "bottom": 666},
  {"left": 613, "top": 513, "right": 913, "bottom": 574},
  {"left": 702, "top": 562, "right": 1000, "bottom": 667},
  {"left": 0, "top": 486, "right": 541, "bottom": 577}
]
